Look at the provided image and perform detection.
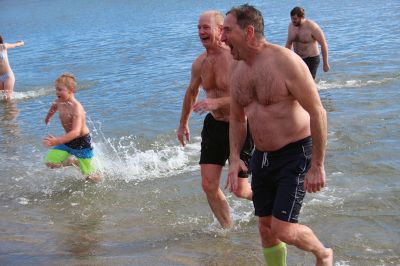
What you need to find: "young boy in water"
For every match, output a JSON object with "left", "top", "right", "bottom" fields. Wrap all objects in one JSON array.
[{"left": 43, "top": 73, "right": 100, "bottom": 182}]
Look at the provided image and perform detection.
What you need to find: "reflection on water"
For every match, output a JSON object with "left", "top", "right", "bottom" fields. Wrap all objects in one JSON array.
[
  {"left": 42, "top": 180, "right": 106, "bottom": 258},
  {"left": 63, "top": 210, "right": 103, "bottom": 257},
  {"left": 0, "top": 101, "right": 20, "bottom": 152}
]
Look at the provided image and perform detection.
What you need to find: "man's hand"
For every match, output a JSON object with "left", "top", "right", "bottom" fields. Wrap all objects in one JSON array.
[
  {"left": 177, "top": 125, "right": 190, "bottom": 147},
  {"left": 225, "top": 159, "right": 248, "bottom": 193},
  {"left": 43, "top": 135, "right": 59, "bottom": 147},
  {"left": 323, "top": 63, "right": 330, "bottom": 72},
  {"left": 304, "top": 165, "right": 326, "bottom": 193},
  {"left": 193, "top": 98, "right": 219, "bottom": 114}
]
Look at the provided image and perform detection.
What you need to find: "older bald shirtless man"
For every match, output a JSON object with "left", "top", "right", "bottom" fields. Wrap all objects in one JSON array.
[
  {"left": 223, "top": 4, "right": 333, "bottom": 266},
  {"left": 286, "top": 7, "right": 330, "bottom": 79},
  {"left": 177, "top": 10, "right": 253, "bottom": 229}
]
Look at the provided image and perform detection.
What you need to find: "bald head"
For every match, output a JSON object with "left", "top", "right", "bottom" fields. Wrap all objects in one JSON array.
[{"left": 201, "top": 10, "right": 224, "bottom": 28}]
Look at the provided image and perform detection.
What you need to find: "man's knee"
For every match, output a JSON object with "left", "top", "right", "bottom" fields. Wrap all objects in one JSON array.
[
  {"left": 259, "top": 217, "right": 282, "bottom": 247},
  {"left": 201, "top": 176, "right": 219, "bottom": 194},
  {"left": 200, "top": 164, "right": 222, "bottom": 194},
  {"left": 271, "top": 218, "right": 297, "bottom": 245}
]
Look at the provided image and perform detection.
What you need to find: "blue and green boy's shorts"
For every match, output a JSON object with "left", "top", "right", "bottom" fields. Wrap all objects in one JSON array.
[{"left": 44, "top": 134, "right": 95, "bottom": 176}]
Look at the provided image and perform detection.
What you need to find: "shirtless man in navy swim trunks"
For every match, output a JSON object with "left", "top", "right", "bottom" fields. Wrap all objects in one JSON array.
[
  {"left": 223, "top": 5, "right": 333, "bottom": 265},
  {"left": 285, "top": 7, "right": 330, "bottom": 79},
  {"left": 177, "top": 10, "right": 253, "bottom": 229}
]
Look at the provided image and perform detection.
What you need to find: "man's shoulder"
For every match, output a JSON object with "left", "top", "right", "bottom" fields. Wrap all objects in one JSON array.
[
  {"left": 191, "top": 52, "right": 207, "bottom": 74},
  {"left": 304, "top": 19, "right": 320, "bottom": 30},
  {"left": 263, "top": 43, "right": 290, "bottom": 58},
  {"left": 194, "top": 52, "right": 207, "bottom": 63},
  {"left": 258, "top": 44, "right": 300, "bottom": 72}
]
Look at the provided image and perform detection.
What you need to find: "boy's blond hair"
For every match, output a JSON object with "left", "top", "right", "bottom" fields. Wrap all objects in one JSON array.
[{"left": 56, "top": 73, "right": 77, "bottom": 92}]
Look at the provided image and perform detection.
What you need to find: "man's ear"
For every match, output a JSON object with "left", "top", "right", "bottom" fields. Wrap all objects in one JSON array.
[{"left": 245, "top": 25, "right": 255, "bottom": 41}]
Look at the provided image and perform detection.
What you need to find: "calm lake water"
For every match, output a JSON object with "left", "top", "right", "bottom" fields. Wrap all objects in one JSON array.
[{"left": 1, "top": 0, "right": 399, "bottom": 265}]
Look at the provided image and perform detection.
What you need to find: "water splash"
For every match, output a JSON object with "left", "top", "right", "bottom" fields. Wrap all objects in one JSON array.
[
  {"left": 12, "top": 87, "right": 53, "bottom": 101},
  {"left": 88, "top": 119, "right": 201, "bottom": 182}
]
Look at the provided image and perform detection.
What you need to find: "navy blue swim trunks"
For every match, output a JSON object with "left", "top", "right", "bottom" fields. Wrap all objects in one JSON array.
[
  {"left": 303, "top": 55, "right": 320, "bottom": 79},
  {"left": 199, "top": 113, "right": 253, "bottom": 178},
  {"left": 250, "top": 136, "right": 312, "bottom": 223}
]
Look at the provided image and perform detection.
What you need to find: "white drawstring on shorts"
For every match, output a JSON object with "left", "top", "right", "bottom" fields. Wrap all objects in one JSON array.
[{"left": 261, "top": 152, "right": 269, "bottom": 168}]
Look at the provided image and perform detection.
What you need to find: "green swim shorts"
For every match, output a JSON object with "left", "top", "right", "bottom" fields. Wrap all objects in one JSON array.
[{"left": 45, "top": 148, "right": 95, "bottom": 176}]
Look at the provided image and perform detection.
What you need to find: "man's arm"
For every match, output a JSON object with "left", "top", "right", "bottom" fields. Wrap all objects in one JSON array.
[
  {"left": 177, "top": 57, "right": 202, "bottom": 146},
  {"left": 5, "top": 41, "right": 24, "bottom": 49},
  {"left": 311, "top": 23, "right": 329, "bottom": 72},
  {"left": 193, "top": 96, "right": 231, "bottom": 114},
  {"left": 285, "top": 24, "right": 294, "bottom": 49},
  {"left": 225, "top": 95, "right": 247, "bottom": 193},
  {"left": 284, "top": 52, "right": 328, "bottom": 193}
]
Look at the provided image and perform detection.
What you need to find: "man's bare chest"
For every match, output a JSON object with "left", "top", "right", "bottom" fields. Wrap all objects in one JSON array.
[
  {"left": 293, "top": 28, "right": 314, "bottom": 43},
  {"left": 200, "top": 60, "right": 229, "bottom": 92},
  {"left": 233, "top": 72, "right": 285, "bottom": 107}
]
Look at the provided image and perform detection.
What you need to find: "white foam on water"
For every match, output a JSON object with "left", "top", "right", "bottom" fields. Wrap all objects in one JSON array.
[
  {"left": 9, "top": 83, "right": 95, "bottom": 102},
  {"left": 305, "top": 187, "right": 344, "bottom": 207},
  {"left": 12, "top": 87, "right": 53, "bottom": 101},
  {"left": 229, "top": 196, "right": 255, "bottom": 226},
  {"left": 16, "top": 197, "right": 29, "bottom": 205},
  {"left": 317, "top": 76, "right": 396, "bottom": 90},
  {"left": 335, "top": 261, "right": 350, "bottom": 266}
]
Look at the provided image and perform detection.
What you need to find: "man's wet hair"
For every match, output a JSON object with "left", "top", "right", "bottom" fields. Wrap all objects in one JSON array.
[
  {"left": 226, "top": 4, "right": 264, "bottom": 39},
  {"left": 0, "top": 36, "right": 3, "bottom": 44},
  {"left": 290, "top": 7, "right": 305, "bottom": 18}
]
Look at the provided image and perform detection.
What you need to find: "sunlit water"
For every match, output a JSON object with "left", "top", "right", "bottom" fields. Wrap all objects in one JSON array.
[{"left": 0, "top": 0, "right": 399, "bottom": 265}]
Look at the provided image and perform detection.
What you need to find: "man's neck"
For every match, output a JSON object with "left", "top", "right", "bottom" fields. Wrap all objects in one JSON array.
[
  {"left": 244, "top": 39, "right": 268, "bottom": 66},
  {"left": 205, "top": 42, "right": 228, "bottom": 55}
]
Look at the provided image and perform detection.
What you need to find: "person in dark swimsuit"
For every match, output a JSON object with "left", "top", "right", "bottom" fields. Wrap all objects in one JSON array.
[{"left": 285, "top": 7, "right": 330, "bottom": 79}]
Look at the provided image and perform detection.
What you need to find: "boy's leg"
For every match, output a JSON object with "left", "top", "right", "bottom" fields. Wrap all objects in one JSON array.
[
  {"left": 44, "top": 149, "right": 70, "bottom": 169},
  {"left": 78, "top": 158, "right": 101, "bottom": 182}
]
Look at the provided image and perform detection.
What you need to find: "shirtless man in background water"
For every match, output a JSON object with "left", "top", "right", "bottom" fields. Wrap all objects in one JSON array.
[
  {"left": 286, "top": 7, "right": 330, "bottom": 79},
  {"left": 177, "top": 10, "right": 253, "bottom": 229}
]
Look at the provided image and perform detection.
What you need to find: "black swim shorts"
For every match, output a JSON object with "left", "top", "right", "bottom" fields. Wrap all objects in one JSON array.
[
  {"left": 251, "top": 136, "right": 312, "bottom": 223},
  {"left": 303, "top": 55, "right": 320, "bottom": 79},
  {"left": 65, "top": 133, "right": 93, "bottom": 149},
  {"left": 199, "top": 113, "right": 253, "bottom": 177}
]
